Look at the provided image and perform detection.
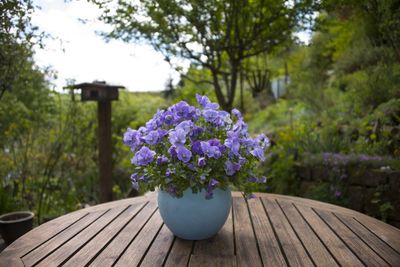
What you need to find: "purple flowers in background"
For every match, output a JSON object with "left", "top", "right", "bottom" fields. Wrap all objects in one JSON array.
[{"left": 123, "top": 94, "right": 270, "bottom": 198}]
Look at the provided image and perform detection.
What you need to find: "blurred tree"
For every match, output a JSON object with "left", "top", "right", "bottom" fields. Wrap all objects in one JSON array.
[{"left": 92, "top": 0, "right": 315, "bottom": 110}]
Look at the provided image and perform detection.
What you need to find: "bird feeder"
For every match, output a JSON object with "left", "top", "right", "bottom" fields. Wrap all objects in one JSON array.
[{"left": 66, "top": 81, "right": 124, "bottom": 203}]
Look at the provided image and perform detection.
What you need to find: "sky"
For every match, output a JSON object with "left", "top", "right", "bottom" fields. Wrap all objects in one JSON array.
[
  {"left": 32, "top": 0, "right": 311, "bottom": 93},
  {"left": 32, "top": 0, "right": 178, "bottom": 92}
]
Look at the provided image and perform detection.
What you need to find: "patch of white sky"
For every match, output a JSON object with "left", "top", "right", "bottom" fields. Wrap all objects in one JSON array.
[
  {"left": 32, "top": 0, "right": 181, "bottom": 92},
  {"left": 31, "top": 0, "right": 312, "bottom": 92}
]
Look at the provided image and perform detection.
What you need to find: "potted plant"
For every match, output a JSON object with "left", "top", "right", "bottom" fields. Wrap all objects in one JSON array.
[
  {"left": 123, "top": 95, "right": 269, "bottom": 240},
  {"left": 0, "top": 211, "right": 34, "bottom": 245}
]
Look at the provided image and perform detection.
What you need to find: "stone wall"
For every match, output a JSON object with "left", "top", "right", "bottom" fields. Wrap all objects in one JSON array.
[{"left": 296, "top": 165, "right": 400, "bottom": 228}]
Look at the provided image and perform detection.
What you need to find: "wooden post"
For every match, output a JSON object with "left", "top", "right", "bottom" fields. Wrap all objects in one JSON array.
[{"left": 97, "top": 101, "right": 112, "bottom": 203}]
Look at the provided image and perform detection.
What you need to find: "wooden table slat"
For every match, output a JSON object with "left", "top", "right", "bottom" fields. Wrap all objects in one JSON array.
[
  {"left": 295, "top": 204, "right": 364, "bottom": 267},
  {"left": 36, "top": 205, "right": 128, "bottom": 267},
  {"left": 335, "top": 213, "right": 400, "bottom": 266},
  {"left": 263, "top": 198, "right": 314, "bottom": 267},
  {"left": 164, "top": 238, "right": 193, "bottom": 267},
  {"left": 88, "top": 201, "right": 157, "bottom": 266},
  {"left": 356, "top": 215, "right": 400, "bottom": 253},
  {"left": 22, "top": 210, "right": 106, "bottom": 266},
  {"left": 64, "top": 202, "right": 147, "bottom": 266},
  {"left": 189, "top": 254, "right": 237, "bottom": 267},
  {"left": 277, "top": 199, "right": 339, "bottom": 267},
  {"left": 247, "top": 198, "right": 287, "bottom": 267},
  {"left": 233, "top": 197, "right": 262, "bottom": 267},
  {"left": 316, "top": 209, "right": 390, "bottom": 267},
  {"left": 114, "top": 208, "right": 163, "bottom": 266},
  {"left": 139, "top": 224, "right": 175, "bottom": 266}
]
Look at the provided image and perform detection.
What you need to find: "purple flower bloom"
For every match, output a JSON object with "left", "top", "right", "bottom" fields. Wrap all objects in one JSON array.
[
  {"left": 247, "top": 176, "right": 258, "bottom": 183},
  {"left": 335, "top": 190, "right": 342, "bottom": 198},
  {"left": 231, "top": 108, "right": 243, "bottom": 119},
  {"left": 130, "top": 173, "right": 140, "bottom": 190},
  {"left": 225, "top": 135, "right": 240, "bottom": 157},
  {"left": 209, "top": 178, "right": 219, "bottom": 187},
  {"left": 259, "top": 176, "right": 267, "bottom": 183},
  {"left": 201, "top": 141, "right": 222, "bottom": 159},
  {"left": 172, "top": 101, "right": 191, "bottom": 118},
  {"left": 250, "top": 146, "right": 265, "bottom": 161},
  {"left": 191, "top": 140, "right": 203, "bottom": 155},
  {"left": 190, "top": 126, "right": 204, "bottom": 137},
  {"left": 198, "top": 157, "right": 206, "bottom": 167},
  {"left": 186, "top": 163, "right": 196, "bottom": 170},
  {"left": 203, "top": 109, "right": 219, "bottom": 123},
  {"left": 256, "top": 134, "right": 271, "bottom": 149},
  {"left": 131, "top": 146, "right": 156, "bottom": 166},
  {"left": 123, "top": 128, "right": 142, "bottom": 151},
  {"left": 163, "top": 111, "right": 175, "bottom": 125},
  {"left": 200, "top": 174, "right": 206, "bottom": 181},
  {"left": 169, "top": 128, "right": 187, "bottom": 146},
  {"left": 143, "top": 130, "right": 160, "bottom": 145},
  {"left": 156, "top": 155, "right": 169, "bottom": 165},
  {"left": 168, "top": 146, "right": 178, "bottom": 159},
  {"left": 176, "top": 120, "right": 193, "bottom": 134},
  {"left": 176, "top": 146, "right": 192, "bottom": 163},
  {"left": 167, "top": 185, "right": 178, "bottom": 197},
  {"left": 205, "top": 178, "right": 219, "bottom": 199},
  {"left": 196, "top": 94, "right": 219, "bottom": 110},
  {"left": 246, "top": 193, "right": 256, "bottom": 199},
  {"left": 224, "top": 160, "right": 241, "bottom": 176},
  {"left": 166, "top": 168, "right": 175, "bottom": 177}
]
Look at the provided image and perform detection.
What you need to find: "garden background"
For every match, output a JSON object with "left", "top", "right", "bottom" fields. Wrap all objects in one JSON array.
[{"left": 1, "top": 0, "right": 399, "bottom": 227}]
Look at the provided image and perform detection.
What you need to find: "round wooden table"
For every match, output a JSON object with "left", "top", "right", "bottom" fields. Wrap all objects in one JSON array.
[{"left": 1, "top": 192, "right": 399, "bottom": 266}]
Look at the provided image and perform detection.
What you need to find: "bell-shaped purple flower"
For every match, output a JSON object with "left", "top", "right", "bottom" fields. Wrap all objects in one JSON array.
[
  {"left": 143, "top": 130, "right": 160, "bottom": 145},
  {"left": 131, "top": 146, "right": 156, "bottom": 166},
  {"left": 123, "top": 128, "right": 142, "bottom": 151},
  {"left": 198, "top": 157, "right": 206, "bottom": 167},
  {"left": 169, "top": 128, "right": 187, "bottom": 146},
  {"left": 224, "top": 160, "right": 241, "bottom": 176},
  {"left": 156, "top": 155, "right": 169, "bottom": 165},
  {"left": 176, "top": 146, "right": 192, "bottom": 163}
]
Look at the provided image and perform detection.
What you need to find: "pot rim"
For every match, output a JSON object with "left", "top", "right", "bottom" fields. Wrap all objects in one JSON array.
[{"left": 0, "top": 211, "right": 34, "bottom": 224}]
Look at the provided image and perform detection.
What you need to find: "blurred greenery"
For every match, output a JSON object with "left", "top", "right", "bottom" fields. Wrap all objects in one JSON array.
[{"left": 1, "top": 0, "right": 399, "bottom": 224}]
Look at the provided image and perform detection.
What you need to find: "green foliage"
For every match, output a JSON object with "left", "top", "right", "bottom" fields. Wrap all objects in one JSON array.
[{"left": 92, "top": 0, "right": 314, "bottom": 110}]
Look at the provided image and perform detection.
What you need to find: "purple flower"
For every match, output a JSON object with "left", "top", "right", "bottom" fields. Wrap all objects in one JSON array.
[
  {"left": 186, "top": 163, "right": 196, "bottom": 170},
  {"left": 259, "top": 176, "right": 267, "bottom": 183},
  {"left": 123, "top": 128, "right": 142, "bottom": 151},
  {"left": 176, "top": 120, "right": 193, "bottom": 134},
  {"left": 172, "top": 101, "right": 191, "bottom": 118},
  {"left": 205, "top": 178, "right": 220, "bottom": 199},
  {"left": 224, "top": 160, "right": 241, "bottom": 176},
  {"left": 203, "top": 109, "right": 219, "bottom": 123},
  {"left": 166, "top": 168, "right": 175, "bottom": 177},
  {"left": 163, "top": 111, "right": 175, "bottom": 125},
  {"left": 246, "top": 193, "right": 256, "bottom": 199},
  {"left": 190, "top": 126, "right": 204, "bottom": 137},
  {"left": 176, "top": 146, "right": 192, "bottom": 163},
  {"left": 191, "top": 140, "right": 203, "bottom": 155},
  {"left": 131, "top": 146, "right": 156, "bottom": 166},
  {"left": 130, "top": 173, "right": 140, "bottom": 190},
  {"left": 167, "top": 185, "right": 178, "bottom": 197},
  {"left": 168, "top": 146, "right": 178, "bottom": 159},
  {"left": 256, "top": 134, "right": 270, "bottom": 149},
  {"left": 250, "top": 147, "right": 265, "bottom": 161},
  {"left": 247, "top": 176, "right": 258, "bottom": 183},
  {"left": 156, "top": 155, "right": 169, "bottom": 165},
  {"left": 225, "top": 136, "right": 240, "bottom": 157},
  {"left": 232, "top": 108, "right": 243, "bottom": 119},
  {"left": 201, "top": 141, "right": 222, "bottom": 159},
  {"left": 196, "top": 94, "right": 219, "bottom": 110},
  {"left": 335, "top": 190, "right": 342, "bottom": 198},
  {"left": 169, "top": 128, "right": 187, "bottom": 146},
  {"left": 198, "top": 157, "right": 206, "bottom": 167},
  {"left": 143, "top": 130, "right": 160, "bottom": 145}
]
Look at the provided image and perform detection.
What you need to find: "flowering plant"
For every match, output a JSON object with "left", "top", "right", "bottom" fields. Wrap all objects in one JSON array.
[{"left": 123, "top": 95, "right": 269, "bottom": 199}]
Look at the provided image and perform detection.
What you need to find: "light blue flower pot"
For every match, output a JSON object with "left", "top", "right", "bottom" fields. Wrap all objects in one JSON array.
[{"left": 158, "top": 188, "right": 232, "bottom": 240}]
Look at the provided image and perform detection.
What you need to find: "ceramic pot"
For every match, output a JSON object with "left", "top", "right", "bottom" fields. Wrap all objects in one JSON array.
[
  {"left": 158, "top": 188, "right": 231, "bottom": 240},
  {"left": 0, "top": 211, "right": 34, "bottom": 245}
]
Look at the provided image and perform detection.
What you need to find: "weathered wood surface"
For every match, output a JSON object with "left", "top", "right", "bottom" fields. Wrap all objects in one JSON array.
[{"left": 1, "top": 192, "right": 400, "bottom": 267}]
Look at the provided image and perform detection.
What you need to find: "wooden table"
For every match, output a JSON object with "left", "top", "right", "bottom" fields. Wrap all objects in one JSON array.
[{"left": 1, "top": 192, "right": 400, "bottom": 267}]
